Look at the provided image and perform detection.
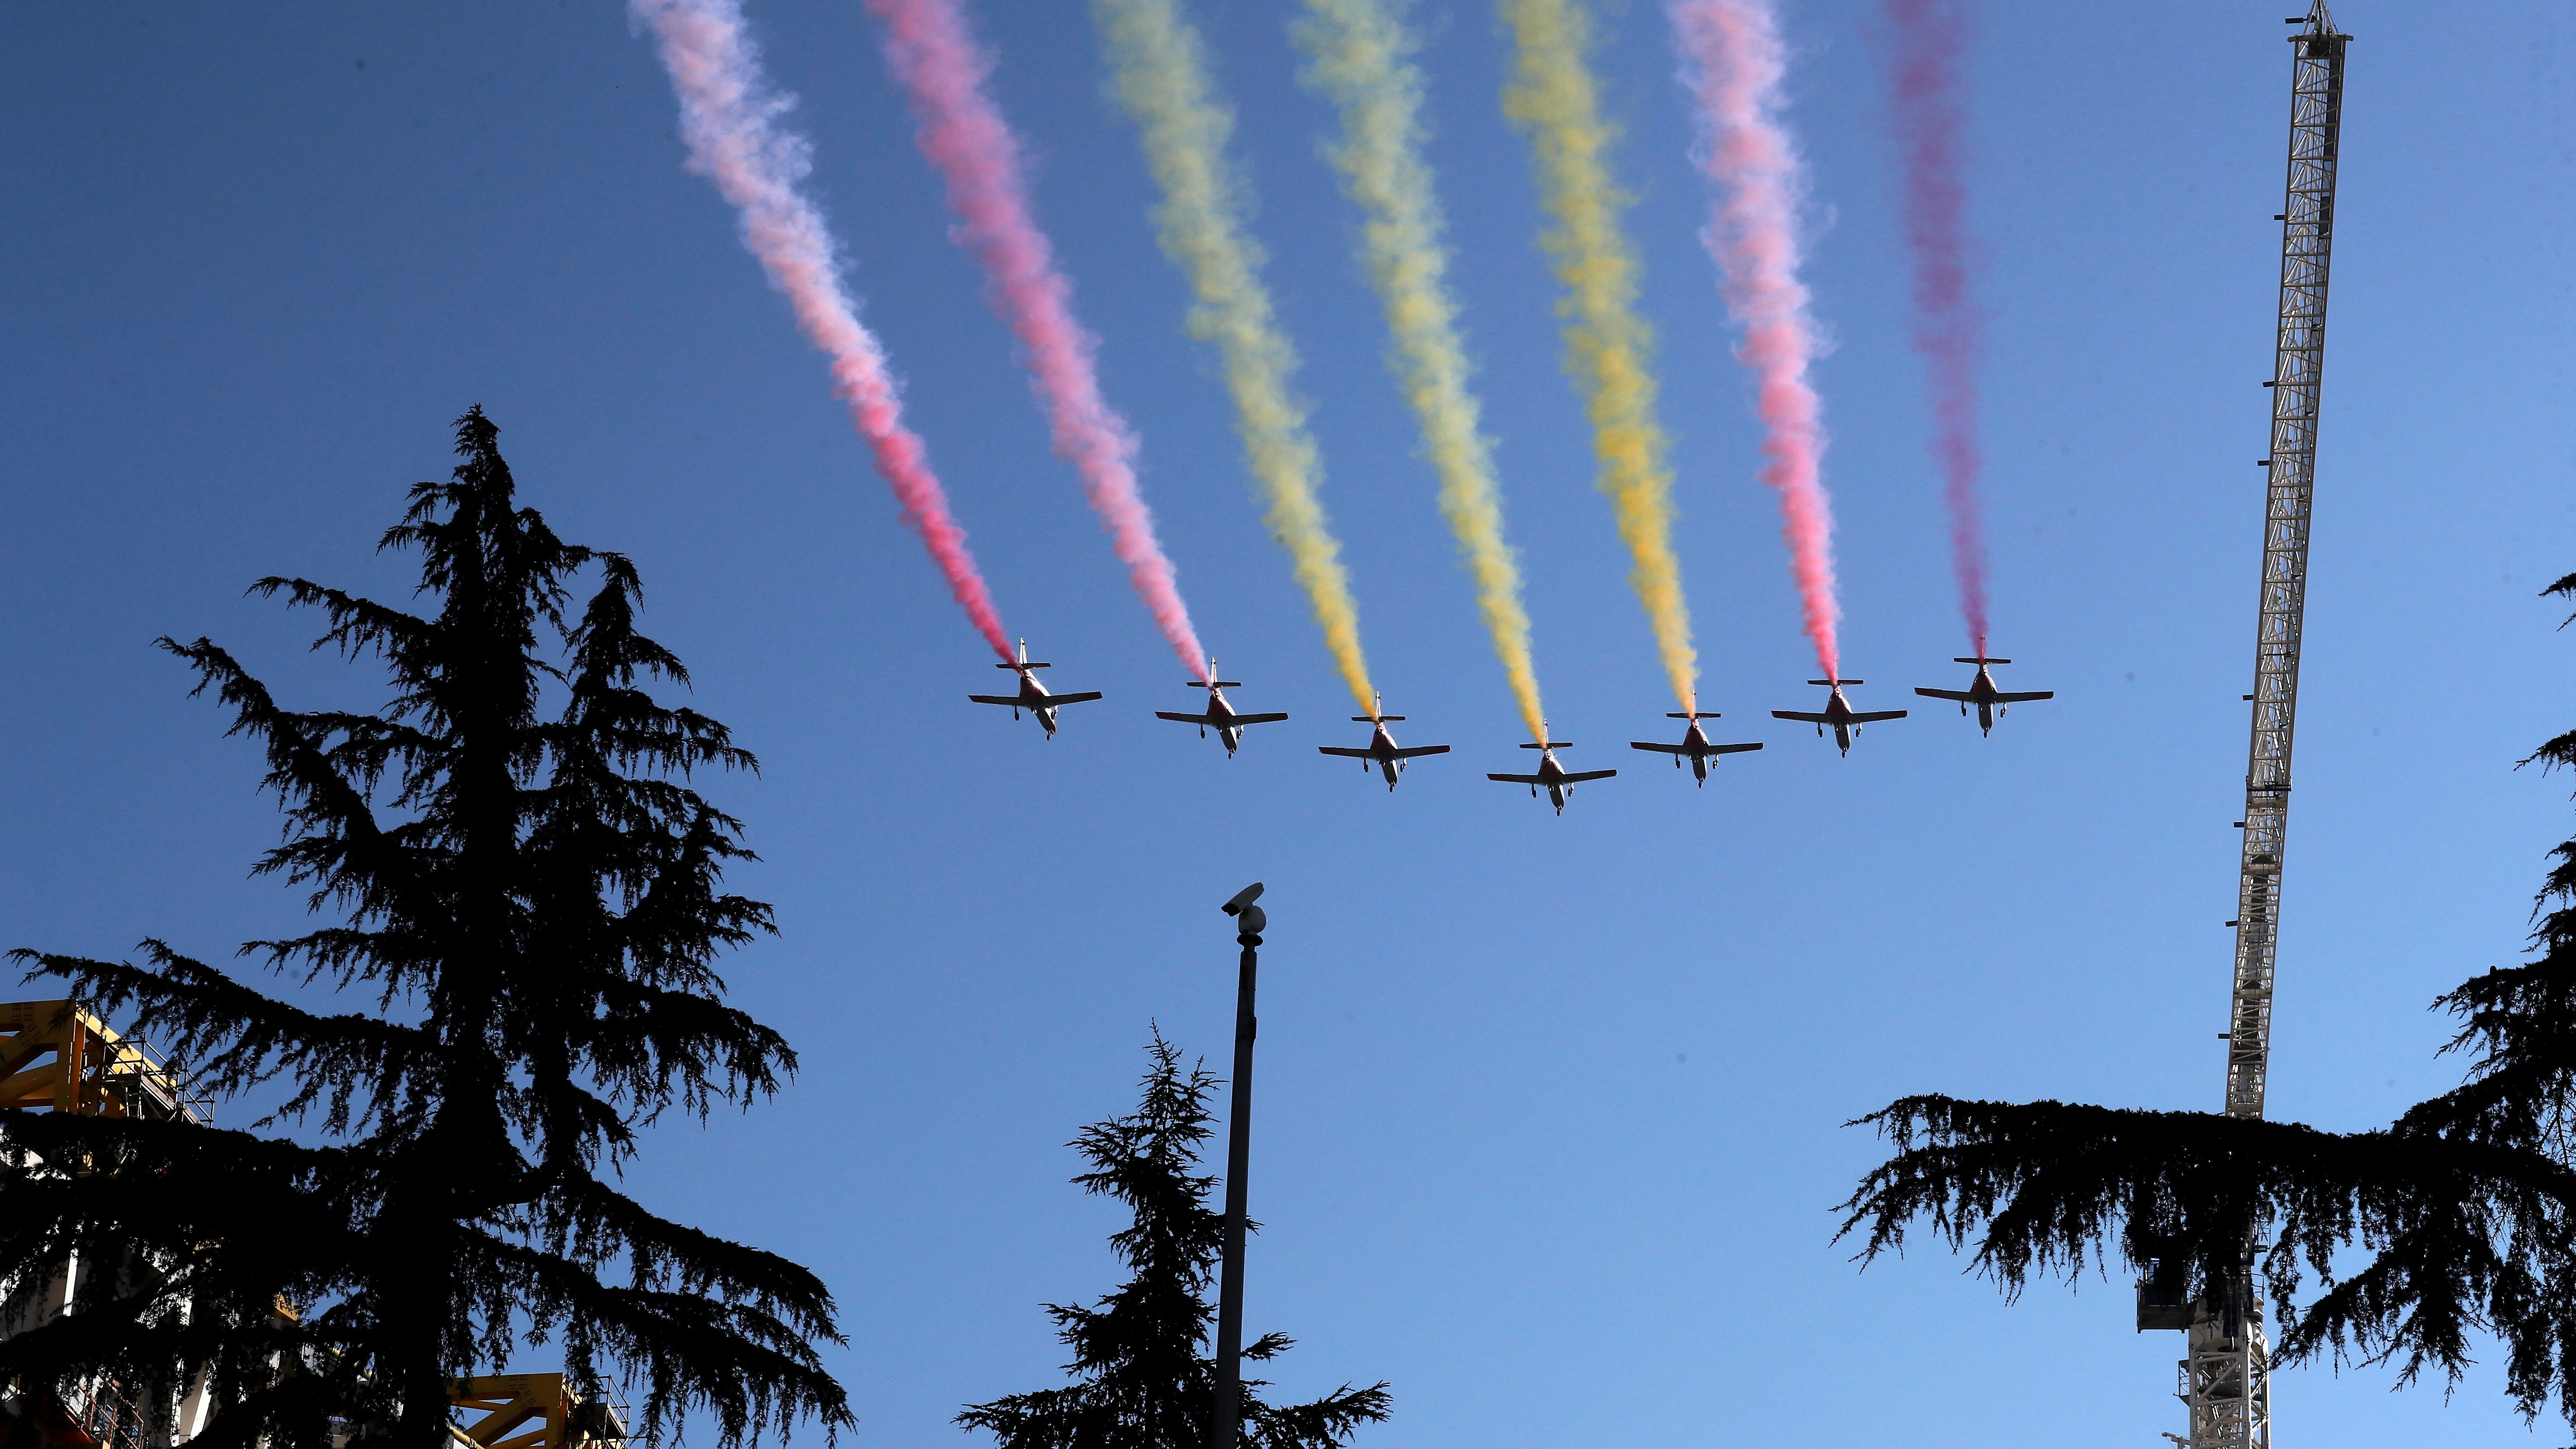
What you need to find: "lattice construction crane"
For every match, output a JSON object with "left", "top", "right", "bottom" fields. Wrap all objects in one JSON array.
[{"left": 2138, "top": 8, "right": 2351, "bottom": 1449}]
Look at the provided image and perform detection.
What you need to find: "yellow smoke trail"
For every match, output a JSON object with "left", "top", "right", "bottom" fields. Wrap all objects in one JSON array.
[
  {"left": 1293, "top": 0, "right": 1548, "bottom": 742},
  {"left": 1092, "top": 0, "right": 1375, "bottom": 713},
  {"left": 1499, "top": 0, "right": 1699, "bottom": 715}
]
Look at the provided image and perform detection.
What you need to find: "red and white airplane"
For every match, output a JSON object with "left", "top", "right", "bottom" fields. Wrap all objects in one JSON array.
[
  {"left": 1630, "top": 712, "right": 1763, "bottom": 785},
  {"left": 1771, "top": 679, "right": 1906, "bottom": 757},
  {"left": 967, "top": 640, "right": 1103, "bottom": 738},
  {"left": 1915, "top": 657, "right": 2053, "bottom": 736},
  {"left": 1318, "top": 696, "right": 1449, "bottom": 790},
  {"left": 1155, "top": 662, "right": 1289, "bottom": 757},
  {"left": 1487, "top": 733, "right": 1616, "bottom": 813}
]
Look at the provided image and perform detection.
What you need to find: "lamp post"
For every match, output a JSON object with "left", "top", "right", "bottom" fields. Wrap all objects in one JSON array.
[{"left": 1212, "top": 882, "right": 1264, "bottom": 1449}]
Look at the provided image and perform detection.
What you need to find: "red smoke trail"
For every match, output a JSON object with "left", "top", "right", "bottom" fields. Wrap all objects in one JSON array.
[
  {"left": 632, "top": 0, "right": 1012, "bottom": 662},
  {"left": 1887, "top": 0, "right": 1988, "bottom": 653},
  {"left": 1669, "top": 0, "right": 1840, "bottom": 680},
  {"left": 866, "top": 0, "right": 1207, "bottom": 677}
]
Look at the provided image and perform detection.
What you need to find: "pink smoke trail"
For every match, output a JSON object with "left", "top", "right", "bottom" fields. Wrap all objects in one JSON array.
[
  {"left": 1668, "top": 0, "right": 1841, "bottom": 681},
  {"left": 632, "top": 0, "right": 1012, "bottom": 662},
  {"left": 865, "top": 0, "right": 1207, "bottom": 678},
  {"left": 1887, "top": 0, "right": 1988, "bottom": 653}
]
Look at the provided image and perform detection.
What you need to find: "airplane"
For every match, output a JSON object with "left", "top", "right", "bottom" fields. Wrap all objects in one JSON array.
[
  {"left": 1318, "top": 695, "right": 1450, "bottom": 790},
  {"left": 967, "top": 639, "right": 1103, "bottom": 738},
  {"left": 1915, "top": 656, "right": 2054, "bottom": 736},
  {"left": 1771, "top": 679, "right": 1907, "bottom": 757},
  {"left": 1486, "top": 732, "right": 1616, "bottom": 814},
  {"left": 1630, "top": 711, "right": 1763, "bottom": 785},
  {"left": 1154, "top": 661, "right": 1289, "bottom": 757}
]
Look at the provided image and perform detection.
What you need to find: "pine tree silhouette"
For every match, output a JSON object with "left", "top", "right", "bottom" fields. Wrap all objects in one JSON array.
[
  {"left": 4, "top": 409, "right": 850, "bottom": 1449},
  {"left": 1838, "top": 572, "right": 2576, "bottom": 1432},
  {"left": 958, "top": 1033, "right": 1388, "bottom": 1449}
]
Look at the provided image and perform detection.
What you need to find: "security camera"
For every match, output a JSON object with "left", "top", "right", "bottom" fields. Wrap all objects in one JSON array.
[{"left": 1221, "top": 882, "right": 1265, "bottom": 916}]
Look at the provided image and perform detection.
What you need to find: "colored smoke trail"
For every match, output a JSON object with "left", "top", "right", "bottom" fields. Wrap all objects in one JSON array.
[
  {"left": 1091, "top": 0, "right": 1376, "bottom": 710},
  {"left": 1499, "top": 0, "right": 1699, "bottom": 718},
  {"left": 632, "top": 0, "right": 1011, "bottom": 661},
  {"left": 1887, "top": 0, "right": 1988, "bottom": 652},
  {"left": 865, "top": 0, "right": 1207, "bottom": 677},
  {"left": 1668, "top": 0, "right": 1842, "bottom": 680},
  {"left": 1294, "top": 0, "right": 1546, "bottom": 740}
]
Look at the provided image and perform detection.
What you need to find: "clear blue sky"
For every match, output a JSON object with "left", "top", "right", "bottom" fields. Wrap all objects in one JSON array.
[{"left": 6, "top": 1, "right": 2574, "bottom": 1445}]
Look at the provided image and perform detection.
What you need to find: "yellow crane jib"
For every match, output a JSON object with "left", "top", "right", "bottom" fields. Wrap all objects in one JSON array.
[
  {"left": 0, "top": 999, "right": 200, "bottom": 1122},
  {"left": 448, "top": 1375, "right": 631, "bottom": 1449}
]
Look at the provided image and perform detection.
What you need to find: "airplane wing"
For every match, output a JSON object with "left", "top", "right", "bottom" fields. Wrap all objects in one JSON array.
[
  {"left": 1047, "top": 691, "right": 1105, "bottom": 706},
  {"left": 1388, "top": 745, "right": 1450, "bottom": 758},
  {"left": 1155, "top": 711, "right": 1219, "bottom": 725},
  {"left": 1995, "top": 690, "right": 2055, "bottom": 703},
  {"left": 1711, "top": 742, "right": 1763, "bottom": 755},
  {"left": 1486, "top": 772, "right": 1546, "bottom": 784},
  {"left": 1317, "top": 747, "right": 1375, "bottom": 759},
  {"left": 1771, "top": 710, "right": 1831, "bottom": 724},
  {"left": 968, "top": 694, "right": 1026, "bottom": 707},
  {"left": 1914, "top": 688, "right": 1973, "bottom": 702},
  {"left": 1630, "top": 741, "right": 1685, "bottom": 754},
  {"left": 1230, "top": 712, "right": 1291, "bottom": 726},
  {"left": 1849, "top": 709, "right": 1909, "bottom": 724},
  {"left": 1560, "top": 768, "right": 1618, "bottom": 783}
]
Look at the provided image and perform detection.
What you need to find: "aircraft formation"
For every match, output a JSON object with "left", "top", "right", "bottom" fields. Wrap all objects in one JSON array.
[
  {"left": 634, "top": 0, "right": 2040, "bottom": 794},
  {"left": 634, "top": 0, "right": 2037, "bottom": 772},
  {"left": 969, "top": 641, "right": 2054, "bottom": 813}
]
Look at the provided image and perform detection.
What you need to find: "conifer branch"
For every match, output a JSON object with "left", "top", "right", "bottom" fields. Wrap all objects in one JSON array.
[{"left": 1843, "top": 576, "right": 2576, "bottom": 1432}]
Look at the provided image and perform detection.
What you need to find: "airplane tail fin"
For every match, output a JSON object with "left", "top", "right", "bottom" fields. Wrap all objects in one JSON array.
[
  {"left": 1953, "top": 657, "right": 2011, "bottom": 665},
  {"left": 1666, "top": 711, "right": 1720, "bottom": 719},
  {"left": 1807, "top": 679, "right": 1862, "bottom": 687},
  {"left": 1353, "top": 715, "right": 1405, "bottom": 723},
  {"left": 1520, "top": 741, "right": 1574, "bottom": 750}
]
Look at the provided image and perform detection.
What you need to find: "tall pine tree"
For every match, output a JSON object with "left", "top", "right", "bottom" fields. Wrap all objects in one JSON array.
[
  {"left": 1838, "top": 572, "right": 2576, "bottom": 1432},
  {"left": 3, "top": 410, "right": 849, "bottom": 1449},
  {"left": 958, "top": 1034, "right": 1388, "bottom": 1449}
]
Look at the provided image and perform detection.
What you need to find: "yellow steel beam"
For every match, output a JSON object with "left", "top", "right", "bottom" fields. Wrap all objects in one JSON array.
[{"left": 0, "top": 999, "right": 194, "bottom": 1122}]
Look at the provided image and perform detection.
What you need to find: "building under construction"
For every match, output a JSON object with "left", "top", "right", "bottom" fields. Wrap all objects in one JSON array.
[{"left": 0, "top": 1000, "right": 630, "bottom": 1449}]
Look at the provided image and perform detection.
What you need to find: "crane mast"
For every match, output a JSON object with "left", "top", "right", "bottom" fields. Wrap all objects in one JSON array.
[
  {"left": 2161, "top": 7, "right": 2350, "bottom": 1448},
  {"left": 2228, "top": 1, "right": 2348, "bottom": 1129}
]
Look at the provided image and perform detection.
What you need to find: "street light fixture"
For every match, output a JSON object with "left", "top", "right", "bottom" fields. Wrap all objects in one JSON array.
[{"left": 1212, "top": 882, "right": 1264, "bottom": 1449}]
